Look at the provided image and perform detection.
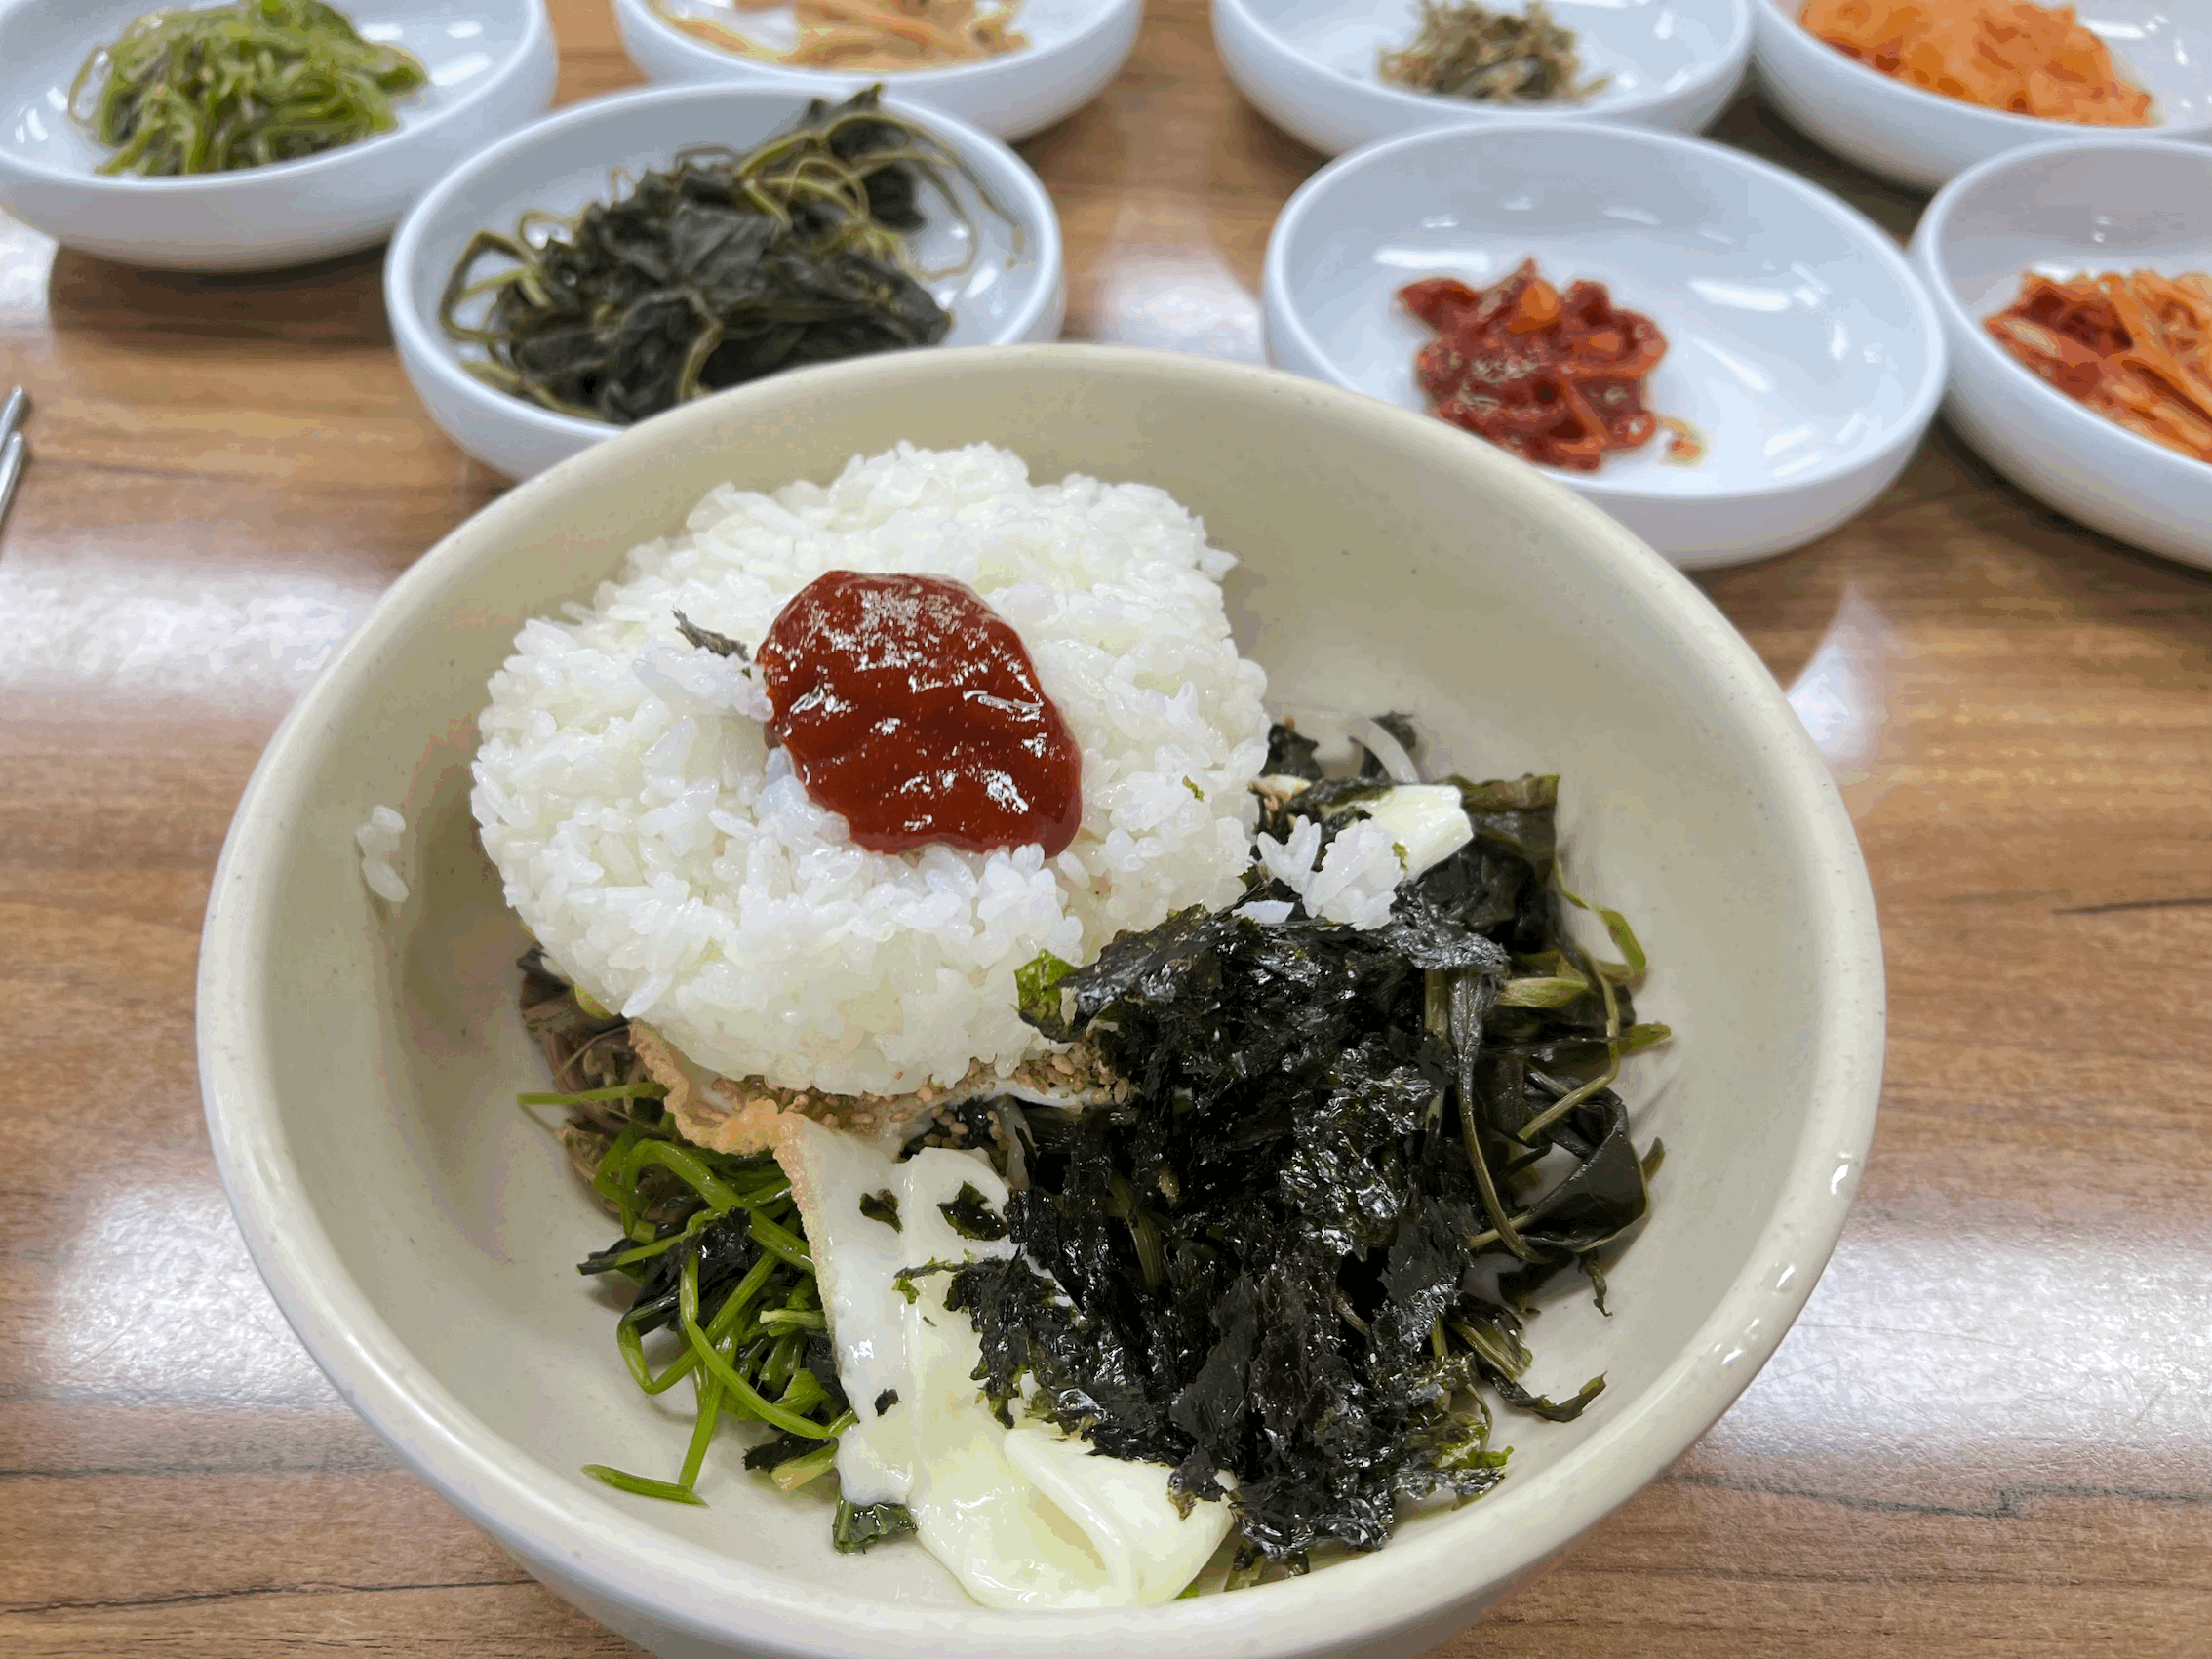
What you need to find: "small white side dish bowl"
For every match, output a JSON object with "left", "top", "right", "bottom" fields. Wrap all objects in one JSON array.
[
  {"left": 384, "top": 82, "right": 1064, "bottom": 481},
  {"left": 1213, "top": 0, "right": 1752, "bottom": 157},
  {"left": 0, "top": 0, "right": 556, "bottom": 271},
  {"left": 1753, "top": 0, "right": 2212, "bottom": 192},
  {"left": 1910, "top": 138, "right": 2212, "bottom": 570},
  {"left": 611, "top": 0, "right": 1141, "bottom": 142},
  {"left": 1263, "top": 121, "right": 1946, "bottom": 568},
  {"left": 198, "top": 345, "right": 1883, "bottom": 1659}
]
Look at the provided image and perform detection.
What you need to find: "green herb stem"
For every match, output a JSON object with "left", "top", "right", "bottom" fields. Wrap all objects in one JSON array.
[
  {"left": 678, "top": 1257, "right": 842, "bottom": 1440},
  {"left": 520, "top": 1083, "right": 669, "bottom": 1106},
  {"left": 748, "top": 1211, "right": 815, "bottom": 1273},
  {"left": 582, "top": 1464, "right": 707, "bottom": 1505}
]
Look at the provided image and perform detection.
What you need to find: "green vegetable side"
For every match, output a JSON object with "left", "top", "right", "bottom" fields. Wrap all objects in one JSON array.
[
  {"left": 528, "top": 722, "right": 1669, "bottom": 1581},
  {"left": 519, "top": 953, "right": 913, "bottom": 1550},
  {"left": 440, "top": 88, "right": 1011, "bottom": 426},
  {"left": 72, "top": 0, "right": 426, "bottom": 178}
]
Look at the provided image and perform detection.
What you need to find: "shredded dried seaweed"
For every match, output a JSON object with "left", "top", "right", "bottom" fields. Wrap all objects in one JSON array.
[
  {"left": 960, "top": 732, "right": 1665, "bottom": 1565},
  {"left": 1378, "top": 0, "right": 1608, "bottom": 106},
  {"left": 71, "top": 0, "right": 426, "bottom": 178},
  {"left": 440, "top": 87, "right": 1009, "bottom": 425}
]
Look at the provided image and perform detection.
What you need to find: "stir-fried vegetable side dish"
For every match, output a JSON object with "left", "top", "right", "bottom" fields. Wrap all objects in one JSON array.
[
  {"left": 529, "top": 719, "right": 1668, "bottom": 1579},
  {"left": 1986, "top": 268, "right": 2212, "bottom": 464},
  {"left": 440, "top": 90, "right": 1007, "bottom": 424},
  {"left": 71, "top": 0, "right": 426, "bottom": 178},
  {"left": 1379, "top": 0, "right": 1607, "bottom": 105},
  {"left": 1401, "top": 261, "right": 1675, "bottom": 471},
  {"left": 1799, "top": 0, "right": 2153, "bottom": 124},
  {"left": 651, "top": 0, "right": 1029, "bottom": 71}
]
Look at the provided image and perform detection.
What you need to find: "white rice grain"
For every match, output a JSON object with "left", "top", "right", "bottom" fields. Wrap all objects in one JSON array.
[{"left": 355, "top": 804, "right": 409, "bottom": 904}]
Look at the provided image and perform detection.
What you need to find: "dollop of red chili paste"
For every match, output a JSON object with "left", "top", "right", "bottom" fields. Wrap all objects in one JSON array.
[{"left": 757, "top": 570, "right": 1084, "bottom": 858}]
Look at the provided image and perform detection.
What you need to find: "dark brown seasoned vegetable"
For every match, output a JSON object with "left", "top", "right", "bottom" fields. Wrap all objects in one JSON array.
[{"left": 440, "top": 88, "right": 1010, "bottom": 424}]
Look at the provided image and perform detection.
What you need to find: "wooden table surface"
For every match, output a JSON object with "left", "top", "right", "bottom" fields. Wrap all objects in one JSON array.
[{"left": 4, "top": 3, "right": 2209, "bottom": 1654}]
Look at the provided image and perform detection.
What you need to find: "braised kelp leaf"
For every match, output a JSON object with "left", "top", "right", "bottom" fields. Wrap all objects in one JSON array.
[{"left": 977, "top": 773, "right": 1663, "bottom": 1562}]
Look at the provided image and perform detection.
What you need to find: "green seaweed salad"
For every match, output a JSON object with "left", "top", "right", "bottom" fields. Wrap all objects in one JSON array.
[
  {"left": 71, "top": 0, "right": 426, "bottom": 178},
  {"left": 525, "top": 715, "right": 1669, "bottom": 1582}
]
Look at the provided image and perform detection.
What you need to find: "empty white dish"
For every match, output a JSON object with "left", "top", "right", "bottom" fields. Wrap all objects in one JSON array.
[
  {"left": 611, "top": 0, "right": 1141, "bottom": 141},
  {"left": 1910, "top": 138, "right": 2212, "bottom": 570},
  {"left": 1213, "top": 0, "right": 1753, "bottom": 157},
  {"left": 384, "top": 81, "right": 1065, "bottom": 481},
  {"left": 1263, "top": 120, "right": 1946, "bottom": 568},
  {"left": 198, "top": 342, "right": 1882, "bottom": 1659},
  {"left": 1752, "top": 0, "right": 2212, "bottom": 192},
  {"left": 0, "top": 0, "right": 556, "bottom": 271}
]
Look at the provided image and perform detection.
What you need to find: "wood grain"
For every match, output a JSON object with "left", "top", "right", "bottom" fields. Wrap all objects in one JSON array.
[{"left": 2, "top": 1, "right": 2208, "bottom": 1654}]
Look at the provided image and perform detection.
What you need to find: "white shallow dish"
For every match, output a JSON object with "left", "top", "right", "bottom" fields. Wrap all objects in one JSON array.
[
  {"left": 1910, "top": 138, "right": 2212, "bottom": 570},
  {"left": 612, "top": 0, "right": 1141, "bottom": 142},
  {"left": 1213, "top": 0, "right": 1752, "bottom": 157},
  {"left": 385, "top": 82, "right": 1064, "bottom": 481},
  {"left": 1263, "top": 121, "right": 1946, "bottom": 568},
  {"left": 199, "top": 344, "right": 1883, "bottom": 1659},
  {"left": 1753, "top": 0, "right": 2212, "bottom": 192},
  {"left": 0, "top": 0, "right": 556, "bottom": 271}
]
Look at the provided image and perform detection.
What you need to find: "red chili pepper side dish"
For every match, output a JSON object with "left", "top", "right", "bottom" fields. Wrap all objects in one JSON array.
[{"left": 1400, "top": 260, "right": 1669, "bottom": 471}]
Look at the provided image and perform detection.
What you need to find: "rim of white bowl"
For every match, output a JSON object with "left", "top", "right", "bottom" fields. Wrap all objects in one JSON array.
[
  {"left": 1216, "top": 0, "right": 1754, "bottom": 128},
  {"left": 383, "top": 81, "right": 1065, "bottom": 454},
  {"left": 1264, "top": 119, "right": 1948, "bottom": 510},
  {"left": 199, "top": 344, "right": 1884, "bottom": 1659},
  {"left": 1754, "top": 0, "right": 2212, "bottom": 140},
  {"left": 1915, "top": 134, "right": 2212, "bottom": 481},
  {"left": 0, "top": 0, "right": 553, "bottom": 192},
  {"left": 614, "top": 0, "right": 1141, "bottom": 93}
]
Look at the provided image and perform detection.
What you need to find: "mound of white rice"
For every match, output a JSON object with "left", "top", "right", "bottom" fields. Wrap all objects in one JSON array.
[{"left": 472, "top": 443, "right": 1270, "bottom": 1096}]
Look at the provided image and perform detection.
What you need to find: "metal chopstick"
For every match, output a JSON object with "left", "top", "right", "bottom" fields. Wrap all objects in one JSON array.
[{"left": 0, "top": 386, "right": 26, "bottom": 531}]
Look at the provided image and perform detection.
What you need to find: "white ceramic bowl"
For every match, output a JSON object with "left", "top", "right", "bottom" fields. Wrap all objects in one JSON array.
[
  {"left": 1213, "top": 0, "right": 1752, "bottom": 157},
  {"left": 1263, "top": 122, "right": 1946, "bottom": 568},
  {"left": 384, "top": 82, "right": 1064, "bottom": 481},
  {"left": 0, "top": 0, "right": 556, "bottom": 271},
  {"left": 1910, "top": 138, "right": 2212, "bottom": 570},
  {"left": 198, "top": 344, "right": 1883, "bottom": 1659},
  {"left": 1753, "top": 0, "right": 2212, "bottom": 193},
  {"left": 611, "top": 0, "right": 1141, "bottom": 142}
]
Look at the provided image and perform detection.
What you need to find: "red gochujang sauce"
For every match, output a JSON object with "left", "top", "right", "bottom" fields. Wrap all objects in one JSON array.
[
  {"left": 756, "top": 570, "right": 1084, "bottom": 858},
  {"left": 1400, "top": 260, "right": 1668, "bottom": 472}
]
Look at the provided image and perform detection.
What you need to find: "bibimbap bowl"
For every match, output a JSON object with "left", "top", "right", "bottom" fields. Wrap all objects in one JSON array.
[{"left": 198, "top": 346, "right": 1882, "bottom": 1658}]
